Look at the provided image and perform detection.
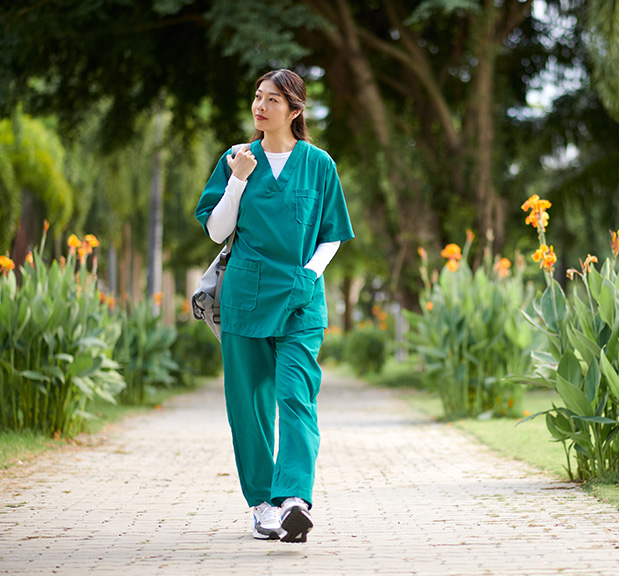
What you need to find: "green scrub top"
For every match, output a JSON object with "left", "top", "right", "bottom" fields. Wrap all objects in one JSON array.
[{"left": 195, "top": 139, "right": 355, "bottom": 338}]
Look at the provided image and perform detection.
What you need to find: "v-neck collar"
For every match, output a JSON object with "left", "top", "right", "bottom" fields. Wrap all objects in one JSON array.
[{"left": 252, "top": 139, "right": 304, "bottom": 193}]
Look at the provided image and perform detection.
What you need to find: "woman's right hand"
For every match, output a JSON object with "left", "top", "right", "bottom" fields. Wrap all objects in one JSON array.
[{"left": 227, "top": 147, "right": 257, "bottom": 182}]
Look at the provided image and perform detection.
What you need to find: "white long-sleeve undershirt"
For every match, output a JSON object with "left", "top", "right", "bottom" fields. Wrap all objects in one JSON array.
[{"left": 206, "top": 167, "right": 340, "bottom": 278}]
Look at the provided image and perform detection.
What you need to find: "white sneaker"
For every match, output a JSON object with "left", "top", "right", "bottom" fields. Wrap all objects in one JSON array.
[
  {"left": 280, "top": 497, "right": 313, "bottom": 543},
  {"left": 252, "top": 502, "right": 283, "bottom": 540}
]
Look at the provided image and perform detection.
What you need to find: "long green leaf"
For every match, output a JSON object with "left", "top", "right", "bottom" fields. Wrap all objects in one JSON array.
[
  {"left": 584, "top": 360, "right": 601, "bottom": 404},
  {"left": 556, "top": 373, "right": 594, "bottom": 417},
  {"left": 19, "top": 370, "right": 50, "bottom": 382},
  {"left": 597, "top": 279, "right": 617, "bottom": 327},
  {"left": 600, "top": 349, "right": 619, "bottom": 400},
  {"left": 557, "top": 349, "right": 582, "bottom": 387}
]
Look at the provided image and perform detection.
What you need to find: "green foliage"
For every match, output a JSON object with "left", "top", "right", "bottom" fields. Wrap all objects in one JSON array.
[
  {"left": 524, "top": 252, "right": 619, "bottom": 481},
  {"left": 586, "top": 0, "right": 619, "bottom": 122},
  {"left": 344, "top": 326, "right": 388, "bottom": 376},
  {"left": 207, "top": 0, "right": 324, "bottom": 75},
  {"left": 408, "top": 234, "right": 541, "bottom": 420},
  {"left": 318, "top": 329, "right": 348, "bottom": 366},
  {"left": 172, "top": 318, "right": 222, "bottom": 380},
  {"left": 0, "top": 231, "right": 124, "bottom": 436},
  {"left": 113, "top": 300, "right": 180, "bottom": 406},
  {"left": 0, "top": 114, "right": 74, "bottom": 252}
]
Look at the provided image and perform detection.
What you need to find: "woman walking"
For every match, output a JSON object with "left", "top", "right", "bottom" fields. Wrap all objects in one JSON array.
[{"left": 195, "top": 69, "right": 354, "bottom": 543}]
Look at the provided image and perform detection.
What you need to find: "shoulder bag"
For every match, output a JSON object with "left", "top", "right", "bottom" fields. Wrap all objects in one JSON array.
[{"left": 192, "top": 143, "right": 248, "bottom": 341}]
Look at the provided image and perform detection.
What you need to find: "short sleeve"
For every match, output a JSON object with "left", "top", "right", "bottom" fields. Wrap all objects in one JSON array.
[
  {"left": 195, "top": 153, "right": 231, "bottom": 237},
  {"left": 317, "top": 159, "right": 355, "bottom": 245}
]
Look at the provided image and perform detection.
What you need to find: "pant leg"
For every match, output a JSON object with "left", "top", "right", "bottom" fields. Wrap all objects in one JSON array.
[
  {"left": 271, "top": 328, "right": 324, "bottom": 508},
  {"left": 220, "top": 331, "right": 277, "bottom": 507}
]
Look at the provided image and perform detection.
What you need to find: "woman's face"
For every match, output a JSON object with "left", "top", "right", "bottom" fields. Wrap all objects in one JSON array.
[{"left": 252, "top": 79, "right": 296, "bottom": 135}]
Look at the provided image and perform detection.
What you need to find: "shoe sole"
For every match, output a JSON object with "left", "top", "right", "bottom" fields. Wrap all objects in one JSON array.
[
  {"left": 280, "top": 506, "right": 313, "bottom": 543},
  {"left": 253, "top": 528, "right": 281, "bottom": 540}
]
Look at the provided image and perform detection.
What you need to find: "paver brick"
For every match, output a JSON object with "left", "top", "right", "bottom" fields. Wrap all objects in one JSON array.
[{"left": 1, "top": 372, "right": 619, "bottom": 575}]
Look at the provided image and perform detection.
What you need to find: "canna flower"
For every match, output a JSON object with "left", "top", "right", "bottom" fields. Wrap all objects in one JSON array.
[
  {"left": 611, "top": 230, "right": 619, "bottom": 259},
  {"left": 77, "top": 246, "right": 87, "bottom": 264},
  {"left": 532, "top": 244, "right": 557, "bottom": 273},
  {"left": 43, "top": 220, "right": 50, "bottom": 234},
  {"left": 522, "top": 194, "right": 552, "bottom": 233},
  {"left": 417, "top": 246, "right": 428, "bottom": 261},
  {"left": 566, "top": 268, "right": 579, "bottom": 281},
  {"left": 466, "top": 229, "right": 475, "bottom": 245},
  {"left": 0, "top": 255, "right": 15, "bottom": 275},
  {"left": 494, "top": 257, "right": 512, "bottom": 278},
  {"left": 441, "top": 243, "right": 462, "bottom": 273},
  {"left": 441, "top": 243, "right": 462, "bottom": 260},
  {"left": 153, "top": 292, "right": 163, "bottom": 306},
  {"left": 26, "top": 252, "right": 34, "bottom": 267},
  {"left": 67, "top": 234, "right": 82, "bottom": 255},
  {"left": 84, "top": 234, "right": 100, "bottom": 248},
  {"left": 425, "top": 301, "right": 434, "bottom": 312},
  {"left": 446, "top": 258, "right": 460, "bottom": 272},
  {"left": 107, "top": 296, "right": 116, "bottom": 311},
  {"left": 580, "top": 254, "right": 598, "bottom": 274}
]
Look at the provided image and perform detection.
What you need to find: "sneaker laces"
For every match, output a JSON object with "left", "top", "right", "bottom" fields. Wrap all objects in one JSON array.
[{"left": 261, "top": 503, "right": 280, "bottom": 525}]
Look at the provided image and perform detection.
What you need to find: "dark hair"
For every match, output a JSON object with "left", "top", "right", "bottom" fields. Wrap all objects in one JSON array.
[{"left": 251, "top": 69, "right": 310, "bottom": 142}]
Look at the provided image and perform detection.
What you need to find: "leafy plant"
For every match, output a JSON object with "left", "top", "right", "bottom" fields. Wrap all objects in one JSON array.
[
  {"left": 521, "top": 195, "right": 619, "bottom": 481},
  {"left": 408, "top": 231, "right": 540, "bottom": 420},
  {"left": 114, "top": 299, "right": 179, "bottom": 405},
  {"left": 0, "top": 226, "right": 124, "bottom": 436},
  {"left": 344, "top": 325, "right": 388, "bottom": 376},
  {"left": 173, "top": 316, "right": 222, "bottom": 380}
]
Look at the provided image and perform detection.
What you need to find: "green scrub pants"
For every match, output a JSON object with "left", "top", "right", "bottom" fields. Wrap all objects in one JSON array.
[{"left": 220, "top": 328, "right": 324, "bottom": 509}]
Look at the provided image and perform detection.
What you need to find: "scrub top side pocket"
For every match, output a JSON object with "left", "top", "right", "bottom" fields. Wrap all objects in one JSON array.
[
  {"left": 295, "top": 189, "right": 320, "bottom": 225},
  {"left": 286, "top": 267, "right": 318, "bottom": 312},
  {"left": 220, "top": 258, "right": 261, "bottom": 311}
]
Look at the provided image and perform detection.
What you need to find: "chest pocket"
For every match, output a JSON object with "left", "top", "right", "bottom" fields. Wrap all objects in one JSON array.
[
  {"left": 221, "top": 258, "right": 261, "bottom": 311},
  {"left": 295, "top": 189, "right": 320, "bottom": 225}
]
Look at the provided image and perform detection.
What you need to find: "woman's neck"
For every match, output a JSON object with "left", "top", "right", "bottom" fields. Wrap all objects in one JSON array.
[{"left": 261, "top": 131, "right": 297, "bottom": 153}]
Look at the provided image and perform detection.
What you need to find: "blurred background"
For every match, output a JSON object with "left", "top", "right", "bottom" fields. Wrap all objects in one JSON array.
[{"left": 1, "top": 1, "right": 618, "bottom": 415}]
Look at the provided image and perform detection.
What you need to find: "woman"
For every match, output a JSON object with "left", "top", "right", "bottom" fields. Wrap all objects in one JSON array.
[{"left": 195, "top": 69, "right": 354, "bottom": 543}]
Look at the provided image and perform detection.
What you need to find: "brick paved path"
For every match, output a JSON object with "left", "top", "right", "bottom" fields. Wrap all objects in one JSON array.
[{"left": 1, "top": 371, "right": 619, "bottom": 575}]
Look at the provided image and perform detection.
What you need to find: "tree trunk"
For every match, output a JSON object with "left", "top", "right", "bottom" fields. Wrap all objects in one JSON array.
[{"left": 147, "top": 111, "right": 165, "bottom": 306}]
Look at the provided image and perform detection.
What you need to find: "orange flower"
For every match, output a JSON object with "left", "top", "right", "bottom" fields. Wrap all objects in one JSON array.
[
  {"left": 84, "top": 234, "right": 100, "bottom": 248},
  {"left": 379, "top": 322, "right": 388, "bottom": 331},
  {"left": 508, "top": 398, "right": 514, "bottom": 408},
  {"left": 153, "top": 292, "right": 163, "bottom": 306},
  {"left": 566, "top": 268, "right": 579, "bottom": 281},
  {"left": 522, "top": 194, "right": 552, "bottom": 232},
  {"left": 77, "top": 246, "right": 87, "bottom": 264},
  {"left": 425, "top": 301, "right": 434, "bottom": 312},
  {"left": 466, "top": 229, "right": 475, "bottom": 245},
  {"left": 441, "top": 243, "right": 462, "bottom": 260},
  {"left": 610, "top": 230, "right": 619, "bottom": 258},
  {"left": 532, "top": 244, "right": 557, "bottom": 273},
  {"left": 67, "top": 234, "right": 81, "bottom": 254},
  {"left": 494, "top": 257, "right": 512, "bottom": 278},
  {"left": 446, "top": 259, "right": 460, "bottom": 272},
  {"left": 0, "top": 255, "right": 15, "bottom": 275},
  {"left": 580, "top": 254, "right": 598, "bottom": 274},
  {"left": 107, "top": 296, "right": 116, "bottom": 311},
  {"left": 43, "top": 220, "right": 50, "bottom": 233},
  {"left": 26, "top": 252, "right": 34, "bottom": 267},
  {"left": 417, "top": 246, "right": 428, "bottom": 261}
]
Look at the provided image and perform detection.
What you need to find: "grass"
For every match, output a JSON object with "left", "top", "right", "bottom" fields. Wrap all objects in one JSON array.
[
  {"left": 0, "top": 381, "right": 209, "bottom": 470},
  {"left": 366, "top": 358, "right": 619, "bottom": 509}
]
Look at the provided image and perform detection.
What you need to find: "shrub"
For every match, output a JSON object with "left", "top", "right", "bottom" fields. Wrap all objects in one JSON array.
[
  {"left": 344, "top": 326, "right": 388, "bottom": 376},
  {"left": 521, "top": 195, "right": 619, "bottom": 481},
  {"left": 113, "top": 299, "right": 179, "bottom": 405},
  {"left": 173, "top": 318, "right": 222, "bottom": 380},
  {"left": 407, "top": 231, "right": 541, "bottom": 420},
  {"left": 318, "top": 327, "right": 347, "bottom": 366},
  {"left": 0, "top": 227, "right": 124, "bottom": 436}
]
